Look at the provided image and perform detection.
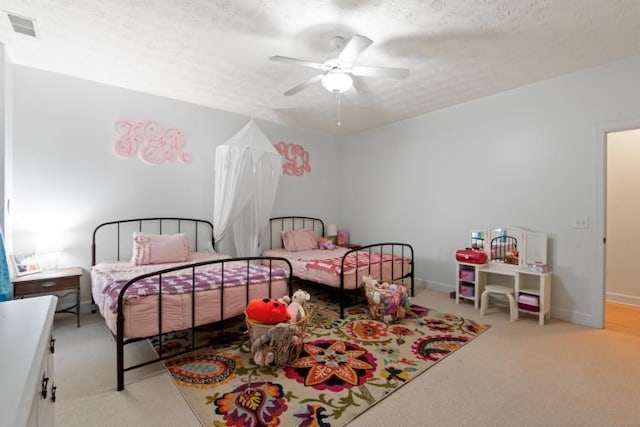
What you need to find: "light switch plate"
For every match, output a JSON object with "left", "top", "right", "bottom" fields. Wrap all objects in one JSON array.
[{"left": 572, "top": 216, "right": 589, "bottom": 229}]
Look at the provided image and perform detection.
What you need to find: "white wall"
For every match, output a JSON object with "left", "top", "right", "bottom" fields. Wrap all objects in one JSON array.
[
  {"left": 258, "top": 120, "right": 341, "bottom": 225},
  {"left": 606, "top": 129, "right": 640, "bottom": 306},
  {"left": 1, "top": 43, "right": 13, "bottom": 246},
  {"left": 10, "top": 66, "right": 339, "bottom": 304},
  {"left": 13, "top": 56, "right": 640, "bottom": 327},
  {"left": 340, "top": 56, "right": 640, "bottom": 327}
]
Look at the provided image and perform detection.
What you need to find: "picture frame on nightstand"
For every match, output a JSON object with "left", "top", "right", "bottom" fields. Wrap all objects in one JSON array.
[{"left": 11, "top": 252, "right": 42, "bottom": 276}]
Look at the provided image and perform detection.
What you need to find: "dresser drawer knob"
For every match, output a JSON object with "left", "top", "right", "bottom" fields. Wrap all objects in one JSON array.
[{"left": 41, "top": 281, "right": 56, "bottom": 288}]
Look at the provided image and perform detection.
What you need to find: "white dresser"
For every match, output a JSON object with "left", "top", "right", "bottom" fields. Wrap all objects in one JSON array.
[{"left": 0, "top": 295, "right": 57, "bottom": 427}]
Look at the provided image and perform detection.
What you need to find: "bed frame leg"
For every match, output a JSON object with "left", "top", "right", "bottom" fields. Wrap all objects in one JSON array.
[
  {"left": 411, "top": 271, "right": 415, "bottom": 297},
  {"left": 117, "top": 314, "right": 125, "bottom": 391},
  {"left": 117, "top": 343, "right": 124, "bottom": 391}
]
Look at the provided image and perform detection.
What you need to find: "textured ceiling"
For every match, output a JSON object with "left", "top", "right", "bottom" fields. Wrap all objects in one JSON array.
[{"left": 1, "top": 0, "right": 640, "bottom": 136}]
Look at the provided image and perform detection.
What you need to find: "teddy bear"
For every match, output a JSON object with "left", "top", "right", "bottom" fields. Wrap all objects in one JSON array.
[
  {"left": 279, "top": 289, "right": 311, "bottom": 322},
  {"left": 288, "top": 289, "right": 310, "bottom": 322}
]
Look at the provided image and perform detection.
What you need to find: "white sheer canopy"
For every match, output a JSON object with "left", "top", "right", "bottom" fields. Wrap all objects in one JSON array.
[{"left": 213, "top": 121, "right": 282, "bottom": 257}]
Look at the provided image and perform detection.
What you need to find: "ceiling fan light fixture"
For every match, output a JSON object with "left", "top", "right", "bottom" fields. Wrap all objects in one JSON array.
[{"left": 321, "top": 72, "right": 352, "bottom": 93}]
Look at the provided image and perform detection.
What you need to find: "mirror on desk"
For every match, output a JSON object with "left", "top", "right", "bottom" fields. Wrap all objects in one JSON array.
[
  {"left": 469, "top": 230, "right": 486, "bottom": 250},
  {"left": 486, "top": 226, "right": 548, "bottom": 269},
  {"left": 489, "top": 227, "right": 522, "bottom": 266},
  {"left": 523, "top": 230, "right": 548, "bottom": 266}
]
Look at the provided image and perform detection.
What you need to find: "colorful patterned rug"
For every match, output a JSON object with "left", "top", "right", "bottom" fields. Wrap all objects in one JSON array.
[{"left": 152, "top": 294, "right": 489, "bottom": 426}]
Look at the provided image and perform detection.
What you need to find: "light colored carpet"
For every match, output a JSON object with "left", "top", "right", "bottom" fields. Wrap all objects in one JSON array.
[{"left": 54, "top": 287, "right": 640, "bottom": 426}]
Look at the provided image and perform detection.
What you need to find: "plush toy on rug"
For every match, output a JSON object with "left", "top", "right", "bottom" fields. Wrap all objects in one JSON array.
[
  {"left": 363, "top": 275, "right": 410, "bottom": 323},
  {"left": 246, "top": 298, "right": 291, "bottom": 325},
  {"left": 280, "top": 289, "right": 311, "bottom": 322},
  {"left": 250, "top": 325, "right": 299, "bottom": 367},
  {"left": 246, "top": 298, "right": 298, "bottom": 367}
]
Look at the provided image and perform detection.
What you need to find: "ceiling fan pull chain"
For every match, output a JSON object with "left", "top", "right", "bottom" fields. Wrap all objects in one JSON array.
[{"left": 337, "top": 92, "right": 342, "bottom": 126}]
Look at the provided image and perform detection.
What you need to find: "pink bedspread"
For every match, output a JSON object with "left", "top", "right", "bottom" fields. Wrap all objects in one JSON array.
[
  {"left": 103, "top": 265, "right": 289, "bottom": 313},
  {"left": 306, "top": 252, "right": 410, "bottom": 275},
  {"left": 262, "top": 247, "right": 412, "bottom": 289}
]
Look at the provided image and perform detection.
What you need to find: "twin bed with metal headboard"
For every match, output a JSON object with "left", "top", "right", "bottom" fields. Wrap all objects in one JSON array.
[
  {"left": 91, "top": 217, "right": 293, "bottom": 390},
  {"left": 263, "top": 216, "right": 414, "bottom": 317}
]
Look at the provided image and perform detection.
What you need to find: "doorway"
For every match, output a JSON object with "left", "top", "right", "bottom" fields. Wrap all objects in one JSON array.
[{"left": 605, "top": 129, "right": 640, "bottom": 337}]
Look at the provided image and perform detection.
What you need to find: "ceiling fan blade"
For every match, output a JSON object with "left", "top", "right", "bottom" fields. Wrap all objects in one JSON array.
[
  {"left": 351, "top": 65, "right": 410, "bottom": 79},
  {"left": 283, "top": 74, "right": 323, "bottom": 96},
  {"left": 338, "top": 35, "right": 373, "bottom": 63},
  {"left": 269, "top": 56, "right": 327, "bottom": 71}
]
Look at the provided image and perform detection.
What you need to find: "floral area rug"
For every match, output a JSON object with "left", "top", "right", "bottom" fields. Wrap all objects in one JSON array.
[{"left": 151, "top": 293, "right": 489, "bottom": 426}]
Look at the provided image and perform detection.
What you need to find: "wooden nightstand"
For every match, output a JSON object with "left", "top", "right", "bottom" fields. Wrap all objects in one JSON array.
[
  {"left": 12, "top": 267, "right": 82, "bottom": 327},
  {"left": 342, "top": 244, "right": 362, "bottom": 250}
]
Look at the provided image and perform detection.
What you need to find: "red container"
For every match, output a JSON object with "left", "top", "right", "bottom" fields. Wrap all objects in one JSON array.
[{"left": 455, "top": 249, "right": 488, "bottom": 264}]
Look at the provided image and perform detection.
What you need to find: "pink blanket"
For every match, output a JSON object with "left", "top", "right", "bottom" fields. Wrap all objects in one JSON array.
[
  {"left": 103, "top": 265, "right": 289, "bottom": 313},
  {"left": 305, "top": 252, "right": 409, "bottom": 275}
]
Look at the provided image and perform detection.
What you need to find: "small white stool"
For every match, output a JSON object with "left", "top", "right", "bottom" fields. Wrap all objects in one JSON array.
[{"left": 480, "top": 285, "right": 517, "bottom": 322}]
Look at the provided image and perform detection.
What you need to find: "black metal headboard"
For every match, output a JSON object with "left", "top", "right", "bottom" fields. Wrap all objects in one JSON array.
[
  {"left": 92, "top": 217, "right": 214, "bottom": 266},
  {"left": 268, "top": 216, "right": 325, "bottom": 249}
]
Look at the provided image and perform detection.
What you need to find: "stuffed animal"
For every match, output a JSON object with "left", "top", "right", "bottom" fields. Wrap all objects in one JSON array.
[
  {"left": 287, "top": 289, "right": 310, "bottom": 322},
  {"left": 246, "top": 298, "right": 291, "bottom": 325},
  {"left": 318, "top": 237, "right": 337, "bottom": 250},
  {"left": 363, "top": 275, "right": 410, "bottom": 323},
  {"left": 250, "top": 325, "right": 279, "bottom": 367},
  {"left": 251, "top": 325, "right": 299, "bottom": 367}
]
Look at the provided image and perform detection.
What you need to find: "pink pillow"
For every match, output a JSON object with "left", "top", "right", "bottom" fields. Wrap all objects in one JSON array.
[
  {"left": 131, "top": 232, "right": 190, "bottom": 265},
  {"left": 282, "top": 229, "right": 317, "bottom": 252}
]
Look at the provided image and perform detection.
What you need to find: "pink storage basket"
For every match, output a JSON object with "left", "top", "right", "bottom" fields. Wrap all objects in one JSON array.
[
  {"left": 459, "top": 269, "right": 475, "bottom": 282},
  {"left": 459, "top": 283, "right": 475, "bottom": 297}
]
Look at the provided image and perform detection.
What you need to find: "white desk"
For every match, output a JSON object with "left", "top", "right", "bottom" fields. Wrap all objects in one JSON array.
[
  {"left": 0, "top": 295, "right": 57, "bottom": 426},
  {"left": 478, "top": 265, "right": 552, "bottom": 325}
]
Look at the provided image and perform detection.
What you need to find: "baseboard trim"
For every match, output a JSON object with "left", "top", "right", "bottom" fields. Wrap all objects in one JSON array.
[
  {"left": 424, "top": 279, "right": 454, "bottom": 294},
  {"left": 606, "top": 291, "right": 640, "bottom": 306},
  {"left": 80, "top": 299, "right": 94, "bottom": 314},
  {"left": 422, "top": 279, "right": 597, "bottom": 327}
]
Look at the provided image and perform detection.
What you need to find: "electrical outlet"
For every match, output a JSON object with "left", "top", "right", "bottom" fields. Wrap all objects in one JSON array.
[{"left": 572, "top": 216, "right": 589, "bottom": 229}]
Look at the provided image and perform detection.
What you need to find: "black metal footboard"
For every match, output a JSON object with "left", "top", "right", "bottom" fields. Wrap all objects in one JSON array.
[
  {"left": 338, "top": 243, "right": 414, "bottom": 318},
  {"left": 267, "top": 217, "right": 414, "bottom": 318},
  {"left": 114, "top": 256, "right": 293, "bottom": 391}
]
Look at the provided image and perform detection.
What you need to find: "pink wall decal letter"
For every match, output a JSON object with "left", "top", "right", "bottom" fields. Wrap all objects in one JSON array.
[
  {"left": 274, "top": 142, "right": 311, "bottom": 176},
  {"left": 114, "top": 120, "right": 192, "bottom": 165}
]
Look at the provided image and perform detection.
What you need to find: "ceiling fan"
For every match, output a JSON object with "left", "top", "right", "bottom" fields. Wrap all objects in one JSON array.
[{"left": 269, "top": 34, "right": 410, "bottom": 96}]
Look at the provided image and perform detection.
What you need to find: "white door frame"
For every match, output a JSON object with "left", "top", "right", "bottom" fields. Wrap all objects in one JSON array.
[{"left": 594, "top": 117, "right": 640, "bottom": 328}]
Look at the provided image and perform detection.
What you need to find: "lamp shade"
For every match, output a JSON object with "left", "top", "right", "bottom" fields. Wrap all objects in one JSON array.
[
  {"left": 326, "top": 224, "right": 338, "bottom": 237},
  {"left": 321, "top": 72, "right": 352, "bottom": 93},
  {"left": 36, "top": 230, "right": 64, "bottom": 254}
]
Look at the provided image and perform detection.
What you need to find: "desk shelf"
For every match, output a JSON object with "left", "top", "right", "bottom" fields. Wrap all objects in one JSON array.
[
  {"left": 475, "top": 266, "right": 552, "bottom": 325},
  {"left": 455, "top": 262, "right": 487, "bottom": 309}
]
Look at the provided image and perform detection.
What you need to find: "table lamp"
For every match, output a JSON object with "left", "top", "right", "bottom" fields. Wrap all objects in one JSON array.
[{"left": 326, "top": 224, "right": 338, "bottom": 243}]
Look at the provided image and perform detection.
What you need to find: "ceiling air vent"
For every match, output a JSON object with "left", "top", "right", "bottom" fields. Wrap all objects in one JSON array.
[{"left": 6, "top": 12, "right": 37, "bottom": 37}]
